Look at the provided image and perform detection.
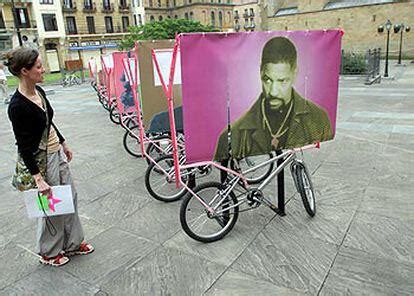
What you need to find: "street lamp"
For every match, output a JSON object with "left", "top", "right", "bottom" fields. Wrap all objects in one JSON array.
[
  {"left": 378, "top": 19, "right": 392, "bottom": 77},
  {"left": 394, "top": 23, "right": 411, "bottom": 65}
]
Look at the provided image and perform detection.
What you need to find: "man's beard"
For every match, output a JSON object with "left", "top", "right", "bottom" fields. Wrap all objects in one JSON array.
[{"left": 266, "top": 96, "right": 286, "bottom": 111}]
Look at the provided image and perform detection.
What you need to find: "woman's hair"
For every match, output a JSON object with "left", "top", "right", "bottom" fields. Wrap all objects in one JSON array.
[{"left": 3, "top": 47, "right": 39, "bottom": 77}]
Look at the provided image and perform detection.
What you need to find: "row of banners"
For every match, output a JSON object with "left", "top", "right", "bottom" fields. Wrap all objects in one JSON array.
[{"left": 91, "top": 30, "right": 342, "bottom": 163}]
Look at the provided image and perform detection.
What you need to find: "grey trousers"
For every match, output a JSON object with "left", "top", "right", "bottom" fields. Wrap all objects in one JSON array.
[{"left": 37, "top": 147, "right": 84, "bottom": 257}]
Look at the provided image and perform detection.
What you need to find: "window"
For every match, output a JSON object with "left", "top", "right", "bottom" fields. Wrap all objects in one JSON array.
[
  {"left": 219, "top": 11, "right": 222, "bottom": 28},
  {"left": 0, "top": 11, "right": 5, "bottom": 29},
  {"left": 158, "top": 0, "right": 161, "bottom": 7},
  {"left": 149, "top": 0, "right": 153, "bottom": 7},
  {"left": 87, "top": 16, "right": 95, "bottom": 33},
  {"left": 119, "top": 0, "right": 127, "bottom": 7},
  {"left": 66, "top": 16, "right": 77, "bottom": 34},
  {"left": 42, "top": 14, "right": 58, "bottom": 31},
  {"left": 158, "top": 15, "right": 163, "bottom": 21},
  {"left": 211, "top": 11, "right": 215, "bottom": 27},
  {"left": 84, "top": 0, "right": 93, "bottom": 9},
  {"left": 184, "top": 12, "right": 188, "bottom": 20},
  {"left": 122, "top": 16, "right": 129, "bottom": 31},
  {"left": 63, "top": 0, "right": 74, "bottom": 8},
  {"left": 150, "top": 15, "right": 155, "bottom": 22},
  {"left": 40, "top": 0, "right": 54, "bottom": 4},
  {"left": 174, "top": 15, "right": 178, "bottom": 19},
  {"left": 138, "top": 14, "right": 143, "bottom": 25},
  {"left": 250, "top": 8, "right": 254, "bottom": 16},
  {"left": 134, "top": 14, "right": 137, "bottom": 26},
  {"left": 190, "top": 12, "right": 193, "bottom": 20},
  {"left": 16, "top": 8, "right": 31, "bottom": 28},
  {"left": 105, "top": 16, "right": 114, "bottom": 33}
]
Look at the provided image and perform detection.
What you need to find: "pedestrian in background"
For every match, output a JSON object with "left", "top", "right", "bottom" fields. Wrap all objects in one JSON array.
[
  {"left": 5, "top": 47, "right": 94, "bottom": 267},
  {"left": 0, "top": 61, "right": 9, "bottom": 104}
]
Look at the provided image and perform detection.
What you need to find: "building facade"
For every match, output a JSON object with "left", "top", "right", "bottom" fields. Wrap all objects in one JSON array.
[
  {"left": 2, "top": 0, "right": 262, "bottom": 72},
  {"left": 263, "top": 0, "right": 414, "bottom": 58}
]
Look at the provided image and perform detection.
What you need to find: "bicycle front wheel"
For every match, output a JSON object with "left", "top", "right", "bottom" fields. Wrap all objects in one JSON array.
[
  {"left": 123, "top": 125, "right": 142, "bottom": 157},
  {"left": 180, "top": 182, "right": 239, "bottom": 243},
  {"left": 291, "top": 161, "right": 316, "bottom": 217},
  {"left": 237, "top": 153, "right": 274, "bottom": 184}
]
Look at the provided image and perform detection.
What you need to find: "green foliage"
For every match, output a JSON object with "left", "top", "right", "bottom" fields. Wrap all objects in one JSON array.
[
  {"left": 119, "top": 19, "right": 218, "bottom": 50},
  {"left": 341, "top": 52, "right": 367, "bottom": 75}
]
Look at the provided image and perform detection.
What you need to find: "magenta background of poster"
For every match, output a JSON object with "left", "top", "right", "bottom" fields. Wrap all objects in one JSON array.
[{"left": 180, "top": 30, "right": 342, "bottom": 163}]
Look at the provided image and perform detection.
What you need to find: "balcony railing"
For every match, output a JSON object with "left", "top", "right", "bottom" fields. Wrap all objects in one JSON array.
[
  {"left": 118, "top": 3, "right": 130, "bottom": 12},
  {"left": 102, "top": 3, "right": 115, "bottom": 12},
  {"left": 83, "top": 2, "right": 97, "bottom": 12},
  {"left": 62, "top": 2, "right": 77, "bottom": 12},
  {"left": 234, "top": 14, "right": 239, "bottom": 19}
]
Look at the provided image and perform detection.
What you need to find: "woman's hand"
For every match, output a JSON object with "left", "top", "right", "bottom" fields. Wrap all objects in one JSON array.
[
  {"left": 62, "top": 141, "right": 73, "bottom": 162},
  {"left": 34, "top": 174, "right": 51, "bottom": 196}
]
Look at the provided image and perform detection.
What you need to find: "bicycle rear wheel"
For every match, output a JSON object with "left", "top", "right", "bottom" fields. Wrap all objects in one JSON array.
[
  {"left": 236, "top": 153, "right": 274, "bottom": 184},
  {"left": 291, "top": 160, "right": 316, "bottom": 217},
  {"left": 109, "top": 105, "right": 121, "bottom": 124},
  {"left": 180, "top": 182, "right": 239, "bottom": 243},
  {"left": 145, "top": 154, "right": 189, "bottom": 202},
  {"left": 123, "top": 125, "right": 142, "bottom": 157}
]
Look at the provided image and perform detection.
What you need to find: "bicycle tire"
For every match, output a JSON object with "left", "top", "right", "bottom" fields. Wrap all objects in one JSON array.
[
  {"left": 180, "top": 181, "right": 239, "bottom": 243},
  {"left": 109, "top": 105, "right": 121, "bottom": 124},
  {"left": 123, "top": 125, "right": 142, "bottom": 157},
  {"left": 145, "top": 154, "right": 189, "bottom": 202},
  {"left": 235, "top": 153, "right": 274, "bottom": 184},
  {"left": 292, "top": 161, "right": 316, "bottom": 217}
]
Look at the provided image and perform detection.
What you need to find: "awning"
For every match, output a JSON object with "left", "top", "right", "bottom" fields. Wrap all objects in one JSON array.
[{"left": 68, "top": 44, "right": 118, "bottom": 51}]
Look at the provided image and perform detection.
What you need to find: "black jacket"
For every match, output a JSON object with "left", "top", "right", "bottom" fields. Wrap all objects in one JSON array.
[{"left": 8, "top": 85, "right": 65, "bottom": 175}]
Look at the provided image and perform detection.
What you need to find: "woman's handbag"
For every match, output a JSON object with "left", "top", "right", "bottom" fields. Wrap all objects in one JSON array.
[
  {"left": 12, "top": 149, "right": 47, "bottom": 191},
  {"left": 11, "top": 92, "right": 49, "bottom": 192}
]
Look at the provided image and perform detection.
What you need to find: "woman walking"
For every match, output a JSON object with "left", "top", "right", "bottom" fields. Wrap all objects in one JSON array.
[{"left": 6, "top": 47, "right": 94, "bottom": 267}]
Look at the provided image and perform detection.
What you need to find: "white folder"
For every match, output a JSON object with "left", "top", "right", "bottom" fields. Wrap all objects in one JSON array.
[{"left": 23, "top": 185, "right": 75, "bottom": 218}]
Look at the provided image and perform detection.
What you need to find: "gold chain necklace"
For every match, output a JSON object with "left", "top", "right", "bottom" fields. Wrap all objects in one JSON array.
[{"left": 261, "top": 98, "right": 293, "bottom": 149}]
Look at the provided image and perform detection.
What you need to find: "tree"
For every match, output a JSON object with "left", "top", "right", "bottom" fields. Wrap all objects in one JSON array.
[{"left": 119, "top": 18, "right": 218, "bottom": 50}]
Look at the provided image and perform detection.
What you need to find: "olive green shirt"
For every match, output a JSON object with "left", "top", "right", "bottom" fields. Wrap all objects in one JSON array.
[{"left": 214, "top": 89, "right": 333, "bottom": 161}]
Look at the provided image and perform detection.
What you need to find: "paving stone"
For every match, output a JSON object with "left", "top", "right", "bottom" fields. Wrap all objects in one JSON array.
[
  {"left": 360, "top": 184, "right": 413, "bottom": 220},
  {"left": 343, "top": 212, "right": 414, "bottom": 264},
  {"left": 231, "top": 228, "right": 338, "bottom": 294},
  {"left": 0, "top": 244, "right": 40, "bottom": 290},
  {"left": 1, "top": 268, "right": 100, "bottom": 296},
  {"left": 319, "top": 247, "right": 414, "bottom": 296},
  {"left": 79, "top": 185, "right": 151, "bottom": 226},
  {"left": 267, "top": 199, "right": 355, "bottom": 245},
  {"left": 63, "top": 227, "right": 158, "bottom": 285},
  {"left": 205, "top": 269, "right": 305, "bottom": 296},
  {"left": 117, "top": 201, "right": 181, "bottom": 244},
  {"left": 101, "top": 246, "right": 226, "bottom": 296}
]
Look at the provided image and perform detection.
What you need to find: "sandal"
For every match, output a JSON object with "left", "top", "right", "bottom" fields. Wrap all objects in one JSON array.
[
  {"left": 65, "top": 242, "right": 95, "bottom": 257},
  {"left": 39, "top": 254, "right": 70, "bottom": 267}
]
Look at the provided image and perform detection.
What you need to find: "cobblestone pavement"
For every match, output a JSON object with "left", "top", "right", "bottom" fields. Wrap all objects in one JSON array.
[{"left": 0, "top": 62, "right": 413, "bottom": 295}]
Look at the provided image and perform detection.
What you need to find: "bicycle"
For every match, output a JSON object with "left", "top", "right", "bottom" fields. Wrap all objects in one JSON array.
[
  {"left": 62, "top": 71, "right": 81, "bottom": 87},
  {"left": 179, "top": 144, "right": 317, "bottom": 243}
]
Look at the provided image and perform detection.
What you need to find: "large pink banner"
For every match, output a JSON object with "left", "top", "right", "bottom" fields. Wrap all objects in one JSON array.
[
  {"left": 180, "top": 31, "right": 342, "bottom": 163},
  {"left": 112, "top": 51, "right": 136, "bottom": 115}
]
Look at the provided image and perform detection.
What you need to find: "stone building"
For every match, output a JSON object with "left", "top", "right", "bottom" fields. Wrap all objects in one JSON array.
[{"left": 262, "top": 0, "right": 414, "bottom": 58}]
